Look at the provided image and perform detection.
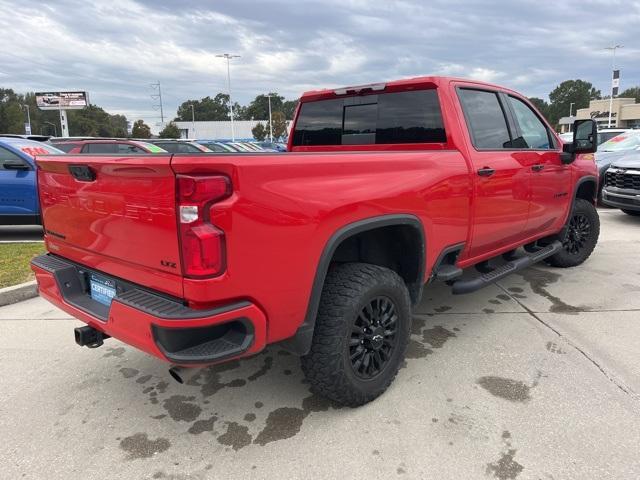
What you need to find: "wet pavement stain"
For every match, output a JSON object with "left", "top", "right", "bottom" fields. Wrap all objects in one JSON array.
[
  {"left": 546, "top": 341, "right": 567, "bottom": 354},
  {"left": 411, "top": 316, "right": 426, "bottom": 334},
  {"left": 483, "top": 308, "right": 495, "bottom": 314},
  {"left": 477, "top": 376, "right": 531, "bottom": 403},
  {"left": 185, "top": 361, "right": 242, "bottom": 397},
  {"left": 489, "top": 299, "right": 501, "bottom": 305},
  {"left": 486, "top": 430, "right": 524, "bottom": 480},
  {"left": 136, "top": 375, "right": 152, "bottom": 384},
  {"left": 119, "top": 368, "right": 139, "bottom": 379},
  {"left": 103, "top": 347, "right": 125, "bottom": 358},
  {"left": 519, "top": 268, "right": 581, "bottom": 313},
  {"left": 188, "top": 415, "right": 217, "bottom": 435},
  {"left": 253, "top": 394, "right": 338, "bottom": 446},
  {"left": 244, "top": 413, "right": 256, "bottom": 422},
  {"left": 434, "top": 305, "right": 452, "bottom": 313},
  {"left": 162, "top": 395, "right": 202, "bottom": 422},
  {"left": 217, "top": 422, "right": 252, "bottom": 451},
  {"left": 486, "top": 449, "right": 524, "bottom": 480},
  {"left": 255, "top": 401, "right": 264, "bottom": 409},
  {"left": 406, "top": 339, "right": 433, "bottom": 358},
  {"left": 119, "top": 433, "right": 171, "bottom": 460},
  {"left": 248, "top": 356, "right": 274, "bottom": 381},
  {"left": 496, "top": 294, "right": 511, "bottom": 301},
  {"left": 507, "top": 287, "right": 524, "bottom": 293},
  {"left": 423, "top": 325, "right": 457, "bottom": 348}
]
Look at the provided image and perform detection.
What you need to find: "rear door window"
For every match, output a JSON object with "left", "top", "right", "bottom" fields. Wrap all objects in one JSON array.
[
  {"left": 116, "top": 143, "right": 145, "bottom": 154},
  {"left": 457, "top": 89, "right": 512, "bottom": 150},
  {"left": 84, "top": 143, "right": 117, "bottom": 154},
  {"left": 292, "top": 89, "right": 446, "bottom": 146}
]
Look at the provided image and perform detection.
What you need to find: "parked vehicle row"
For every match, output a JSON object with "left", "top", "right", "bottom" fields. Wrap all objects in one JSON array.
[{"left": 30, "top": 76, "right": 601, "bottom": 406}]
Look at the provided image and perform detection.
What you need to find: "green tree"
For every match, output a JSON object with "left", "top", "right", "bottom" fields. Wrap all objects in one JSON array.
[
  {"left": 158, "top": 121, "right": 181, "bottom": 138},
  {"left": 271, "top": 111, "right": 288, "bottom": 140},
  {"left": 0, "top": 88, "right": 26, "bottom": 133},
  {"left": 528, "top": 97, "right": 550, "bottom": 121},
  {"left": 245, "top": 93, "right": 284, "bottom": 120},
  {"left": 252, "top": 122, "right": 267, "bottom": 141},
  {"left": 619, "top": 86, "right": 640, "bottom": 103},
  {"left": 282, "top": 99, "right": 298, "bottom": 120},
  {"left": 175, "top": 93, "right": 245, "bottom": 121},
  {"left": 132, "top": 119, "right": 151, "bottom": 138},
  {"left": 547, "top": 80, "right": 601, "bottom": 127}
]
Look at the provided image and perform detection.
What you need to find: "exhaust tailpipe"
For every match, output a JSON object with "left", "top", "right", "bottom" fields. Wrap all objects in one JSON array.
[{"left": 168, "top": 365, "right": 199, "bottom": 384}]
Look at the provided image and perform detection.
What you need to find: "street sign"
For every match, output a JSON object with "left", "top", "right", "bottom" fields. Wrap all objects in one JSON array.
[{"left": 35, "top": 91, "right": 89, "bottom": 110}]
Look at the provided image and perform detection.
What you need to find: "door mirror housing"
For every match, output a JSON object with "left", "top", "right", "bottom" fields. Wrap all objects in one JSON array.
[
  {"left": 561, "top": 119, "right": 597, "bottom": 164},
  {"left": 3, "top": 160, "right": 31, "bottom": 171}
]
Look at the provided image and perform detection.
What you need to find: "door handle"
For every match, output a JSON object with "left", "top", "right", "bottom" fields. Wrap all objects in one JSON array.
[
  {"left": 477, "top": 167, "right": 495, "bottom": 177},
  {"left": 532, "top": 164, "right": 545, "bottom": 172}
]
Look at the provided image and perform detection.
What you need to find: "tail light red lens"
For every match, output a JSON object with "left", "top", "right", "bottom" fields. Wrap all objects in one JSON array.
[{"left": 176, "top": 175, "right": 231, "bottom": 278}]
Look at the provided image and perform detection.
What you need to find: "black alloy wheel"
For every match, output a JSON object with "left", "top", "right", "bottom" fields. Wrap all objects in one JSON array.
[{"left": 349, "top": 296, "right": 398, "bottom": 379}]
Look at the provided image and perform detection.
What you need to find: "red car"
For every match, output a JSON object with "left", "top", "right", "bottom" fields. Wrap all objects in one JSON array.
[
  {"left": 32, "top": 77, "right": 599, "bottom": 406},
  {"left": 51, "top": 138, "right": 168, "bottom": 154}
]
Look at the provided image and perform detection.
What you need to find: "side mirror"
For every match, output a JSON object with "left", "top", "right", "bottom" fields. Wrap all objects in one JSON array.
[
  {"left": 3, "top": 160, "right": 30, "bottom": 171},
  {"left": 561, "top": 119, "right": 597, "bottom": 164}
]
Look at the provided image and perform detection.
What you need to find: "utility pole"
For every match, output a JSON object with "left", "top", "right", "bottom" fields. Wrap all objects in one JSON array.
[
  {"left": 190, "top": 103, "right": 196, "bottom": 139},
  {"left": 22, "top": 104, "right": 31, "bottom": 135},
  {"left": 216, "top": 53, "right": 240, "bottom": 141},
  {"left": 150, "top": 81, "right": 165, "bottom": 125},
  {"left": 605, "top": 45, "right": 623, "bottom": 128},
  {"left": 267, "top": 94, "right": 273, "bottom": 142}
]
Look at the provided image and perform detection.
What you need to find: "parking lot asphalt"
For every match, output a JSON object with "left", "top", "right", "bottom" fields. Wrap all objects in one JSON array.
[
  {"left": 1, "top": 209, "right": 639, "bottom": 480},
  {"left": 0, "top": 225, "right": 43, "bottom": 243}
]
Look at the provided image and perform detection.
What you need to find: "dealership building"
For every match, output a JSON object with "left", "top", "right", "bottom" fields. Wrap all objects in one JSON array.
[
  {"left": 567, "top": 97, "right": 640, "bottom": 130},
  {"left": 173, "top": 120, "right": 292, "bottom": 140}
]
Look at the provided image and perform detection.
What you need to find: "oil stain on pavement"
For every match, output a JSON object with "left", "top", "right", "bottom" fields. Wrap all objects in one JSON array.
[
  {"left": 477, "top": 377, "right": 531, "bottom": 403},
  {"left": 486, "top": 430, "right": 524, "bottom": 479},
  {"left": 120, "top": 433, "right": 171, "bottom": 460}
]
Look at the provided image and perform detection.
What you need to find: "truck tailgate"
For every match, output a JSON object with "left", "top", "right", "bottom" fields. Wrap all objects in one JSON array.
[{"left": 36, "top": 154, "right": 183, "bottom": 297}]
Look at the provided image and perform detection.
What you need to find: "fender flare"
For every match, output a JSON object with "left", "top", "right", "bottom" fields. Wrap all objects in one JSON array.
[{"left": 279, "top": 214, "right": 425, "bottom": 355}]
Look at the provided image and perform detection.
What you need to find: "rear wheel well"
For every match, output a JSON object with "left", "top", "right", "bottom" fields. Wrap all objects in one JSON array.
[{"left": 331, "top": 224, "right": 423, "bottom": 303}]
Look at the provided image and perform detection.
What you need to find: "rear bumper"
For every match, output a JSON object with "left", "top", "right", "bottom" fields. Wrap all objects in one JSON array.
[
  {"left": 30, "top": 254, "right": 267, "bottom": 365},
  {"left": 602, "top": 187, "right": 640, "bottom": 211}
]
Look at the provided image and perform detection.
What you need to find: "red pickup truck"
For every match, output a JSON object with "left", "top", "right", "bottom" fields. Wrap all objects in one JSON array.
[{"left": 31, "top": 76, "right": 599, "bottom": 406}]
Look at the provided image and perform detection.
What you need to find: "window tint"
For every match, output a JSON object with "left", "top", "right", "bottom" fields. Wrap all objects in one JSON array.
[
  {"left": 55, "top": 142, "right": 79, "bottom": 153},
  {"left": 85, "top": 143, "right": 116, "bottom": 154},
  {"left": 508, "top": 96, "right": 552, "bottom": 149},
  {"left": 116, "top": 143, "right": 145, "bottom": 154},
  {"left": 0, "top": 146, "right": 27, "bottom": 169},
  {"left": 458, "top": 89, "right": 512, "bottom": 149},
  {"left": 292, "top": 90, "right": 446, "bottom": 146}
]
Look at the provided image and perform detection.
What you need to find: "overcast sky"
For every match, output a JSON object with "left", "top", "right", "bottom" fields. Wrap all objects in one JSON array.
[{"left": 0, "top": 0, "right": 638, "bottom": 130}]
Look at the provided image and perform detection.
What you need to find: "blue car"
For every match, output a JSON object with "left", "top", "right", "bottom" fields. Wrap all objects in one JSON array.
[{"left": 0, "top": 137, "right": 64, "bottom": 225}]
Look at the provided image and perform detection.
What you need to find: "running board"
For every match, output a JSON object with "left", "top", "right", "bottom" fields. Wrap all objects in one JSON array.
[{"left": 451, "top": 241, "right": 562, "bottom": 295}]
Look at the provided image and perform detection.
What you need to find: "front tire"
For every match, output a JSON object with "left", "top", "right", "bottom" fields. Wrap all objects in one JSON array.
[
  {"left": 301, "top": 263, "right": 411, "bottom": 407},
  {"left": 546, "top": 198, "right": 600, "bottom": 268}
]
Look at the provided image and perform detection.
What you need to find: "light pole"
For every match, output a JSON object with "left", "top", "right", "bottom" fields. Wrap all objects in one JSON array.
[
  {"left": 22, "top": 104, "right": 31, "bottom": 135},
  {"left": 190, "top": 103, "right": 196, "bottom": 139},
  {"left": 605, "top": 44, "right": 623, "bottom": 128},
  {"left": 216, "top": 53, "right": 240, "bottom": 141},
  {"left": 42, "top": 121, "right": 57, "bottom": 137},
  {"left": 266, "top": 94, "right": 273, "bottom": 142}
]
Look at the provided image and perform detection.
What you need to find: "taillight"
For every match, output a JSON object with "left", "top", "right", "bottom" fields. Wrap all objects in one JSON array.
[{"left": 176, "top": 174, "right": 231, "bottom": 277}]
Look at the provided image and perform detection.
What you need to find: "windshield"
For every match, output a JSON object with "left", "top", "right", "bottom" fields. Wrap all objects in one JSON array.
[{"left": 599, "top": 132, "right": 640, "bottom": 152}]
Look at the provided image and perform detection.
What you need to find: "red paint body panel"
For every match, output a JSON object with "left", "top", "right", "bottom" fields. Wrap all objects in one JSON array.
[{"left": 32, "top": 76, "right": 597, "bottom": 366}]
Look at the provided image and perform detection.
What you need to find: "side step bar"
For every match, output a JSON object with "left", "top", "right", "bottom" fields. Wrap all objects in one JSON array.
[{"left": 451, "top": 241, "right": 562, "bottom": 295}]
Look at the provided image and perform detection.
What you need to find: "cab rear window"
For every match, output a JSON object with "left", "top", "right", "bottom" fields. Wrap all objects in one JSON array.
[{"left": 292, "top": 89, "right": 446, "bottom": 146}]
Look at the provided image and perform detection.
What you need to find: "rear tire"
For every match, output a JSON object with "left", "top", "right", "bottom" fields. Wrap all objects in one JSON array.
[
  {"left": 546, "top": 198, "right": 599, "bottom": 268},
  {"left": 301, "top": 263, "right": 411, "bottom": 407},
  {"left": 622, "top": 209, "right": 640, "bottom": 217}
]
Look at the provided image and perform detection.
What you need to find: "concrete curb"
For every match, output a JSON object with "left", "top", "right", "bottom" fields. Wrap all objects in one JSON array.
[{"left": 0, "top": 280, "right": 38, "bottom": 307}]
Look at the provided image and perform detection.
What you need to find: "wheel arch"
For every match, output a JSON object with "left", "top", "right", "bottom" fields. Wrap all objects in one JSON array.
[{"left": 279, "top": 214, "right": 426, "bottom": 355}]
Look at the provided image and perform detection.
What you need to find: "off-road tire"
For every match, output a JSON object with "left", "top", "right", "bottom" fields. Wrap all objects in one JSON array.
[
  {"left": 622, "top": 209, "right": 640, "bottom": 217},
  {"left": 546, "top": 198, "right": 600, "bottom": 268},
  {"left": 301, "top": 263, "right": 411, "bottom": 407}
]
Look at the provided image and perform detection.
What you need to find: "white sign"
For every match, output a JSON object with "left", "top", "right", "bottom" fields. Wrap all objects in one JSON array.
[{"left": 35, "top": 91, "right": 89, "bottom": 110}]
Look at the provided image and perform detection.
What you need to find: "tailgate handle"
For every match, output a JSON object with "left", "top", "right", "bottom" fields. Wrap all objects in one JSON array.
[{"left": 69, "top": 165, "right": 96, "bottom": 182}]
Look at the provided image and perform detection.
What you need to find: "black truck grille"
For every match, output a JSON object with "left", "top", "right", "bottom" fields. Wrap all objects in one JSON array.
[{"left": 604, "top": 170, "right": 640, "bottom": 190}]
